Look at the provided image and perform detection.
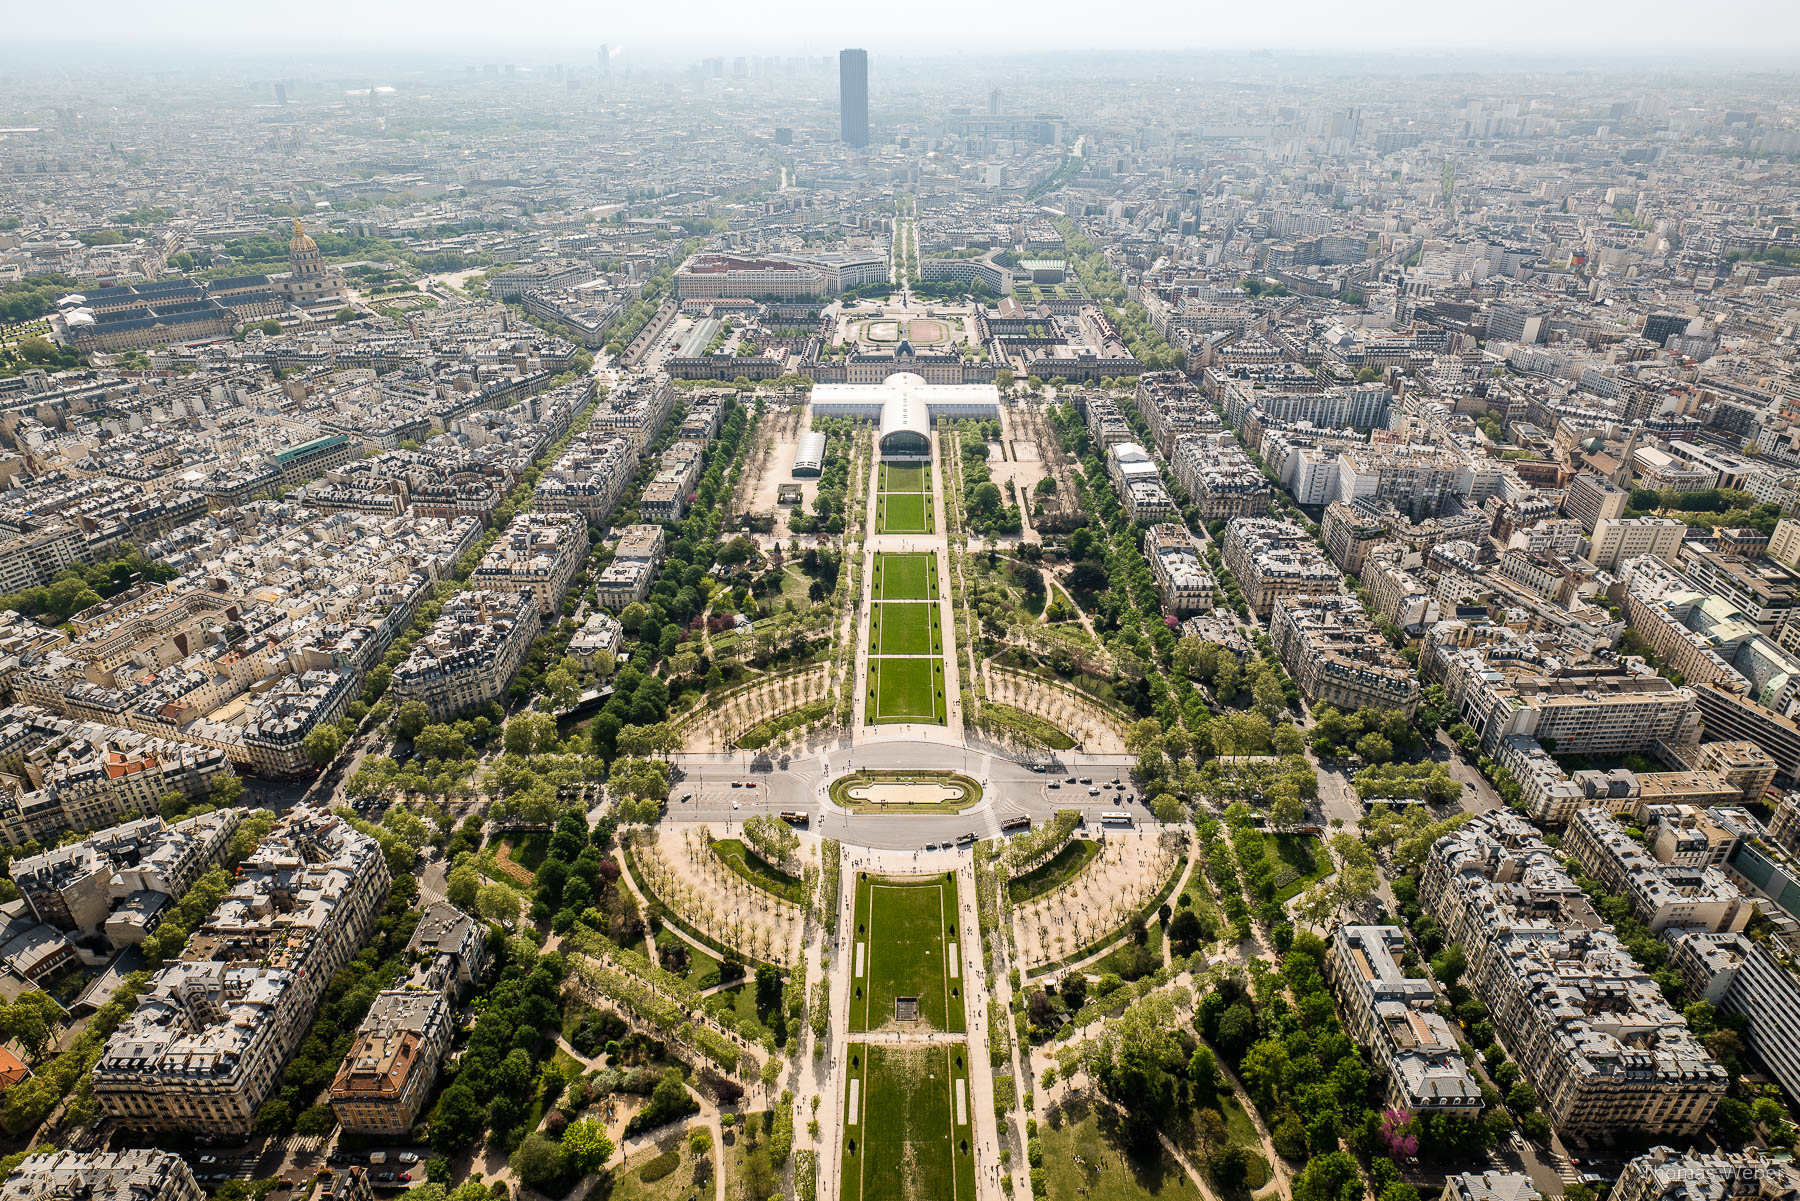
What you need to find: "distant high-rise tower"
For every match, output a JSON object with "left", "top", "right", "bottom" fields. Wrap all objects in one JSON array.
[
  {"left": 274, "top": 83, "right": 287, "bottom": 106},
  {"left": 989, "top": 88, "right": 1002, "bottom": 116},
  {"left": 839, "top": 49, "right": 868, "bottom": 148},
  {"left": 598, "top": 45, "right": 610, "bottom": 77}
]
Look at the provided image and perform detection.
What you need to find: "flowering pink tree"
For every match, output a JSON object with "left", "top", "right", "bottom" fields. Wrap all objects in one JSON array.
[{"left": 1381, "top": 1107, "right": 1420, "bottom": 1159}]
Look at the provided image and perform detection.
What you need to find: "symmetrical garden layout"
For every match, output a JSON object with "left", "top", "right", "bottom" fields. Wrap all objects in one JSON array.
[
  {"left": 849, "top": 873, "right": 966, "bottom": 1034},
  {"left": 876, "top": 462, "right": 935, "bottom": 534},
  {"left": 866, "top": 552, "right": 947, "bottom": 725},
  {"left": 842, "top": 873, "right": 977, "bottom": 1201},
  {"left": 839, "top": 1042, "right": 977, "bottom": 1201}
]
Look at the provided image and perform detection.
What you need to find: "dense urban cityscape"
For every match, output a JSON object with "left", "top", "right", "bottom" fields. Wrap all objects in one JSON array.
[{"left": 3, "top": 21, "right": 1800, "bottom": 1201}]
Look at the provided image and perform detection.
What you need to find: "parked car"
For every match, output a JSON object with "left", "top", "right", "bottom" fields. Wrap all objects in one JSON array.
[{"left": 396, "top": 1153, "right": 419, "bottom": 1165}]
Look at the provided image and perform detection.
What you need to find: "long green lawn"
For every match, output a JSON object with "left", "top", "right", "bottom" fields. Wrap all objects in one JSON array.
[
  {"left": 872, "top": 602, "right": 940, "bottom": 657},
  {"left": 880, "top": 463, "right": 930, "bottom": 492},
  {"left": 868, "top": 655, "right": 945, "bottom": 724},
  {"left": 851, "top": 873, "right": 964, "bottom": 1033},
  {"left": 875, "top": 552, "right": 936, "bottom": 601},
  {"left": 878, "top": 492, "right": 931, "bottom": 534},
  {"left": 840, "top": 1041, "right": 976, "bottom": 1201}
]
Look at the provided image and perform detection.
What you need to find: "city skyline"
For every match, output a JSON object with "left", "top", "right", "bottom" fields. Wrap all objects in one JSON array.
[{"left": 7, "top": 14, "right": 1800, "bottom": 1201}]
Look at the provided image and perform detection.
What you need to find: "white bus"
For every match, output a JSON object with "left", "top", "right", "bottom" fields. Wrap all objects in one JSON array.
[{"left": 1099, "top": 811, "right": 1133, "bottom": 826}]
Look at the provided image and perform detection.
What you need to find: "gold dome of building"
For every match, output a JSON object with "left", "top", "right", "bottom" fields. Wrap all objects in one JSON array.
[{"left": 289, "top": 218, "right": 318, "bottom": 255}]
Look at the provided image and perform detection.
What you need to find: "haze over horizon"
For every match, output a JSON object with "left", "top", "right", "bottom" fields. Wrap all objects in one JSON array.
[{"left": 3, "top": 0, "right": 1800, "bottom": 62}]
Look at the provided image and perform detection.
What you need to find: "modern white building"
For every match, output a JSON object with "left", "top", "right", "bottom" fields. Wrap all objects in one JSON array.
[
  {"left": 1588, "top": 516, "right": 1686, "bottom": 571},
  {"left": 811, "top": 373, "right": 1000, "bottom": 429}
]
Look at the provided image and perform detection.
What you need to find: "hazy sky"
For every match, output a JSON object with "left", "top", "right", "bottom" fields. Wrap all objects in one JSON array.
[{"left": 7, "top": 0, "right": 1800, "bottom": 58}]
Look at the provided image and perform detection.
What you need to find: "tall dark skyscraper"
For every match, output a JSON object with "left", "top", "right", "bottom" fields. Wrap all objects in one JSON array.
[{"left": 839, "top": 48, "right": 868, "bottom": 148}]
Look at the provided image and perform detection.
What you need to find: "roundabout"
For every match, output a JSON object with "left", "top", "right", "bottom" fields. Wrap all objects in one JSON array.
[{"left": 827, "top": 768, "right": 984, "bottom": 814}]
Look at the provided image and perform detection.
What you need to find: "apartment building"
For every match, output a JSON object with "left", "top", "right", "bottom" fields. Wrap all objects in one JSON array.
[
  {"left": 12, "top": 809, "right": 243, "bottom": 945},
  {"left": 1588, "top": 516, "right": 1686, "bottom": 571},
  {"left": 1612, "top": 1148, "right": 1800, "bottom": 1201},
  {"left": 471, "top": 512, "right": 587, "bottom": 617},
  {"left": 1644, "top": 804, "right": 1745, "bottom": 867},
  {"left": 1222, "top": 382, "right": 1391, "bottom": 432},
  {"left": 1334, "top": 445, "right": 1463, "bottom": 521},
  {"left": 1270, "top": 595, "right": 1419, "bottom": 718},
  {"left": 1619, "top": 556, "right": 1800, "bottom": 783},
  {"left": 591, "top": 373, "right": 675, "bottom": 454},
  {"left": 388, "top": 590, "right": 541, "bottom": 722},
  {"left": 1665, "top": 929, "right": 1800, "bottom": 1110},
  {"left": 1770, "top": 517, "right": 1800, "bottom": 570},
  {"left": 1105, "top": 443, "right": 1176, "bottom": 522},
  {"left": 328, "top": 901, "right": 483, "bottom": 1133},
  {"left": 1084, "top": 396, "right": 1133, "bottom": 450},
  {"left": 0, "top": 1151, "right": 203, "bottom": 1201},
  {"left": 639, "top": 440, "right": 704, "bottom": 524},
  {"left": 533, "top": 431, "right": 636, "bottom": 525},
  {"left": 1564, "top": 807, "right": 1750, "bottom": 933},
  {"left": 596, "top": 525, "right": 666, "bottom": 611},
  {"left": 1326, "top": 925, "right": 1483, "bottom": 1114},
  {"left": 1222, "top": 517, "right": 1342, "bottom": 616},
  {"left": 1562, "top": 471, "right": 1629, "bottom": 533},
  {"left": 1170, "top": 433, "right": 1270, "bottom": 521},
  {"left": 0, "top": 706, "right": 235, "bottom": 848},
  {"left": 1362, "top": 543, "right": 1437, "bottom": 631},
  {"left": 1143, "top": 524, "right": 1216, "bottom": 614},
  {"left": 1420, "top": 812, "right": 1725, "bottom": 1138},
  {"left": 1320, "top": 499, "right": 1390, "bottom": 577},
  {"left": 94, "top": 808, "right": 390, "bottom": 1136},
  {"left": 1693, "top": 740, "right": 1780, "bottom": 802},
  {"left": 1133, "top": 372, "right": 1220, "bottom": 455},
  {"left": 1680, "top": 541, "right": 1800, "bottom": 637},
  {"left": 488, "top": 261, "right": 595, "bottom": 300},
  {"left": 1431, "top": 639, "right": 1702, "bottom": 759}
]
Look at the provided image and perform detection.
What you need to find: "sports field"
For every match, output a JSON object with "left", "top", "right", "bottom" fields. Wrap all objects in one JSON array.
[
  {"left": 874, "top": 552, "right": 936, "bottom": 601},
  {"left": 877, "top": 492, "right": 932, "bottom": 534},
  {"left": 839, "top": 1041, "right": 977, "bottom": 1201},
  {"left": 871, "top": 602, "right": 940, "bottom": 657},
  {"left": 867, "top": 655, "right": 946, "bottom": 724},
  {"left": 850, "top": 873, "right": 965, "bottom": 1033}
]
